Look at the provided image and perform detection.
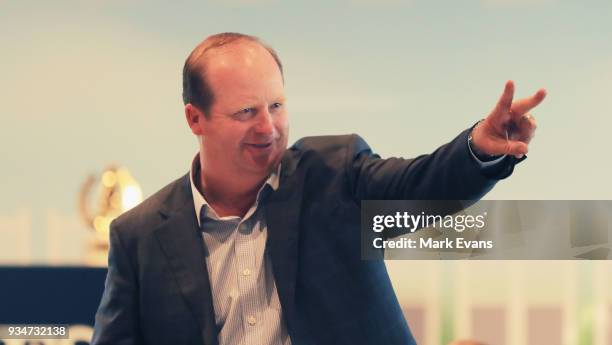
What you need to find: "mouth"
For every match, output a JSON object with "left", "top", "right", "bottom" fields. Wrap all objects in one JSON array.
[{"left": 245, "top": 142, "right": 273, "bottom": 148}]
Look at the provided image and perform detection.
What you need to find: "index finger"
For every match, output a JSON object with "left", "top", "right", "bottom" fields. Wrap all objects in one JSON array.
[
  {"left": 511, "top": 88, "right": 547, "bottom": 116},
  {"left": 494, "top": 80, "right": 515, "bottom": 113}
]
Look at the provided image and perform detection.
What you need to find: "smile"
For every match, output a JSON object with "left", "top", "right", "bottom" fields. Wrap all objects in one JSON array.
[{"left": 246, "top": 142, "right": 273, "bottom": 148}]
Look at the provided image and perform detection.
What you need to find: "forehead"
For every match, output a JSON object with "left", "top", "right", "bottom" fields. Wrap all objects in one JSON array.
[{"left": 203, "top": 42, "right": 284, "bottom": 106}]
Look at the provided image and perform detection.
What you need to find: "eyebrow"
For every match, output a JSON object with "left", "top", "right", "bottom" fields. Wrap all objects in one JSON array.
[
  {"left": 223, "top": 96, "right": 287, "bottom": 113},
  {"left": 238, "top": 97, "right": 287, "bottom": 108}
]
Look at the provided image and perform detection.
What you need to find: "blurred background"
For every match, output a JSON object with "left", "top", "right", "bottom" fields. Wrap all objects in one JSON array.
[{"left": 1, "top": 0, "right": 611, "bottom": 344}]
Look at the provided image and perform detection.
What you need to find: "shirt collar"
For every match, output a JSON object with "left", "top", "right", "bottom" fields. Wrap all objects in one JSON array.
[{"left": 189, "top": 153, "right": 281, "bottom": 225}]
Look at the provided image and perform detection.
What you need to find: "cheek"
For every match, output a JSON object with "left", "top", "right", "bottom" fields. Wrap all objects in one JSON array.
[
  {"left": 209, "top": 133, "right": 241, "bottom": 153},
  {"left": 275, "top": 115, "right": 290, "bottom": 136}
]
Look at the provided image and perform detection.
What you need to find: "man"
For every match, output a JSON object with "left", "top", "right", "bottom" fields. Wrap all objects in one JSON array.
[{"left": 92, "top": 33, "right": 545, "bottom": 345}]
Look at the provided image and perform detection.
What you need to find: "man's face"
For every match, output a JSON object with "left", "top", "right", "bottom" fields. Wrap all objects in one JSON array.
[{"left": 194, "top": 42, "right": 289, "bottom": 177}]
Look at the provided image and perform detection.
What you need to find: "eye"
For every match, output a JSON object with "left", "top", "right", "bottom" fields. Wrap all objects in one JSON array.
[
  {"left": 270, "top": 102, "right": 283, "bottom": 112},
  {"left": 232, "top": 108, "right": 255, "bottom": 121}
]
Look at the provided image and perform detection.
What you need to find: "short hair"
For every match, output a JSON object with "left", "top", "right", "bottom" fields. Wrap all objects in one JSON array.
[{"left": 182, "top": 32, "right": 284, "bottom": 117}]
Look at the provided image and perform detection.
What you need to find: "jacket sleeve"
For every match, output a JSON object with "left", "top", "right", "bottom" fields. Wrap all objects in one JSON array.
[
  {"left": 346, "top": 128, "right": 519, "bottom": 202},
  {"left": 91, "top": 221, "right": 143, "bottom": 345}
]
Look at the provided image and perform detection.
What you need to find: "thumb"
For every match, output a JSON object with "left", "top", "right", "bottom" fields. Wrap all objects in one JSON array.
[{"left": 504, "top": 140, "right": 528, "bottom": 157}]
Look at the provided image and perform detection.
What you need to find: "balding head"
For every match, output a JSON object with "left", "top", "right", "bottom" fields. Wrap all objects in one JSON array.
[{"left": 182, "top": 32, "right": 284, "bottom": 118}]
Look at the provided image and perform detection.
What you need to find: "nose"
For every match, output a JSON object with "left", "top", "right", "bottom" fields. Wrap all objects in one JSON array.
[{"left": 254, "top": 109, "right": 275, "bottom": 137}]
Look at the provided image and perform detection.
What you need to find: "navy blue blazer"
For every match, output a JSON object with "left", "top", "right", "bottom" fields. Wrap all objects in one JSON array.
[{"left": 92, "top": 129, "right": 518, "bottom": 345}]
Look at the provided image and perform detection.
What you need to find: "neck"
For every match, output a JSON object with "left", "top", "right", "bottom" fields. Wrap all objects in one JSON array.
[{"left": 198, "top": 158, "right": 270, "bottom": 218}]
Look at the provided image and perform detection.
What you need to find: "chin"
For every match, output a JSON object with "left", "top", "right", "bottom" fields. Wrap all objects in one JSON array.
[
  {"left": 242, "top": 148, "right": 283, "bottom": 175},
  {"left": 243, "top": 160, "right": 275, "bottom": 175}
]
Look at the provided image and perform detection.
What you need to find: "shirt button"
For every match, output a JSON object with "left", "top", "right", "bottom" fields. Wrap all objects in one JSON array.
[
  {"left": 242, "top": 268, "right": 251, "bottom": 276},
  {"left": 247, "top": 315, "right": 257, "bottom": 325}
]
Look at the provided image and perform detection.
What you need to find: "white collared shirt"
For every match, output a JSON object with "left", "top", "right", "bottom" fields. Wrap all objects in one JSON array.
[{"left": 189, "top": 155, "right": 290, "bottom": 345}]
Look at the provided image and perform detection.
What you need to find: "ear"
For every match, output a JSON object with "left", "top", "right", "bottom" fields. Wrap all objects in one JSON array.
[{"left": 184, "top": 104, "right": 207, "bottom": 136}]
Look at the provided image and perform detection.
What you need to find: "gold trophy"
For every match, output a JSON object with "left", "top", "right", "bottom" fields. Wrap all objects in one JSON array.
[{"left": 79, "top": 165, "right": 143, "bottom": 266}]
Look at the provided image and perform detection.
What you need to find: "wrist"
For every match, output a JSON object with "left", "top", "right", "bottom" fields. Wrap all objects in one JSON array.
[{"left": 469, "top": 120, "right": 504, "bottom": 161}]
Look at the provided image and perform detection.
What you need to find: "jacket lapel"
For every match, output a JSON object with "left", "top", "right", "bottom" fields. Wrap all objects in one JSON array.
[
  {"left": 265, "top": 149, "right": 304, "bottom": 339},
  {"left": 153, "top": 175, "right": 218, "bottom": 345}
]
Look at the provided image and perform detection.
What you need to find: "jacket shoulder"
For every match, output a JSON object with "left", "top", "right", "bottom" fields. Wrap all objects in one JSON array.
[
  {"left": 110, "top": 174, "right": 189, "bottom": 237},
  {"left": 290, "top": 134, "right": 373, "bottom": 159}
]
